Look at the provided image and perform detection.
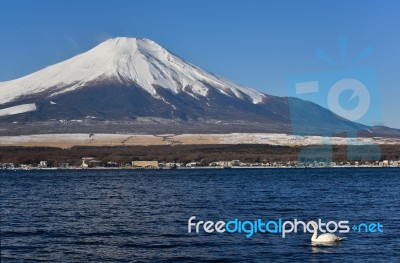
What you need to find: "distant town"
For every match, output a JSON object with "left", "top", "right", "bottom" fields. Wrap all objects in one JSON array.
[{"left": 1, "top": 158, "right": 399, "bottom": 170}]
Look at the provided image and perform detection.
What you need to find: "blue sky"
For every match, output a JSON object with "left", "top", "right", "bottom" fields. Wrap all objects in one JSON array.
[{"left": 0, "top": 0, "right": 399, "bottom": 128}]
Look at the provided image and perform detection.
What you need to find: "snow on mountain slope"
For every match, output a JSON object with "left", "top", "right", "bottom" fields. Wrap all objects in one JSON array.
[
  {"left": 0, "top": 37, "right": 265, "bottom": 105},
  {"left": 0, "top": 103, "right": 36, "bottom": 117}
]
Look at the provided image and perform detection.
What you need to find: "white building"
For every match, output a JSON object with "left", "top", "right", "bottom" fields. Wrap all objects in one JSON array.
[
  {"left": 38, "top": 161, "right": 48, "bottom": 168},
  {"left": 186, "top": 162, "right": 199, "bottom": 167}
]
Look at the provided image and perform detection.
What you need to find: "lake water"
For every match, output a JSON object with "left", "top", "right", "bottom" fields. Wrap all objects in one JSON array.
[{"left": 1, "top": 168, "right": 399, "bottom": 262}]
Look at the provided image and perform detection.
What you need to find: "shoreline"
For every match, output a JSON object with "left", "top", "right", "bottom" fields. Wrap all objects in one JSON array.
[
  {"left": 3, "top": 165, "right": 399, "bottom": 171},
  {"left": 1, "top": 144, "right": 398, "bottom": 170}
]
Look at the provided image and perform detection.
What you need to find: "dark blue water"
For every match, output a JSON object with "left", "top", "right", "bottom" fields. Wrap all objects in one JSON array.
[{"left": 1, "top": 168, "right": 399, "bottom": 262}]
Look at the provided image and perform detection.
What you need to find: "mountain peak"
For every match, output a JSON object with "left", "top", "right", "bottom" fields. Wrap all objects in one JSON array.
[
  {"left": 98, "top": 37, "right": 163, "bottom": 53},
  {"left": 0, "top": 37, "right": 266, "bottom": 104}
]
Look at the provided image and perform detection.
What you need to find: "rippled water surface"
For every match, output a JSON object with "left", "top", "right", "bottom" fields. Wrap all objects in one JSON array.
[{"left": 1, "top": 168, "right": 399, "bottom": 262}]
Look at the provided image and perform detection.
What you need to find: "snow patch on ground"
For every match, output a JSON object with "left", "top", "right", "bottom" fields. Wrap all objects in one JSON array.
[{"left": 0, "top": 133, "right": 398, "bottom": 148}]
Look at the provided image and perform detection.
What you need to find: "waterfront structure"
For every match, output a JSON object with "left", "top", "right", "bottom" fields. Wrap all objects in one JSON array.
[{"left": 132, "top": 161, "right": 159, "bottom": 168}]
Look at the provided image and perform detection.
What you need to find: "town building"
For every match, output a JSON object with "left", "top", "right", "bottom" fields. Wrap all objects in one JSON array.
[
  {"left": 132, "top": 161, "right": 159, "bottom": 168},
  {"left": 38, "top": 161, "right": 48, "bottom": 168}
]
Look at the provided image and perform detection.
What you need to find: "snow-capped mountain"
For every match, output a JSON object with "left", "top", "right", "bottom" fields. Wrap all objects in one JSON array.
[
  {"left": 0, "top": 37, "right": 398, "bottom": 136},
  {"left": 0, "top": 37, "right": 264, "bottom": 105}
]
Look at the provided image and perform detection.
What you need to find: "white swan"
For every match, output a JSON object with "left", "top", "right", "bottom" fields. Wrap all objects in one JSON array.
[{"left": 310, "top": 221, "right": 346, "bottom": 243}]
